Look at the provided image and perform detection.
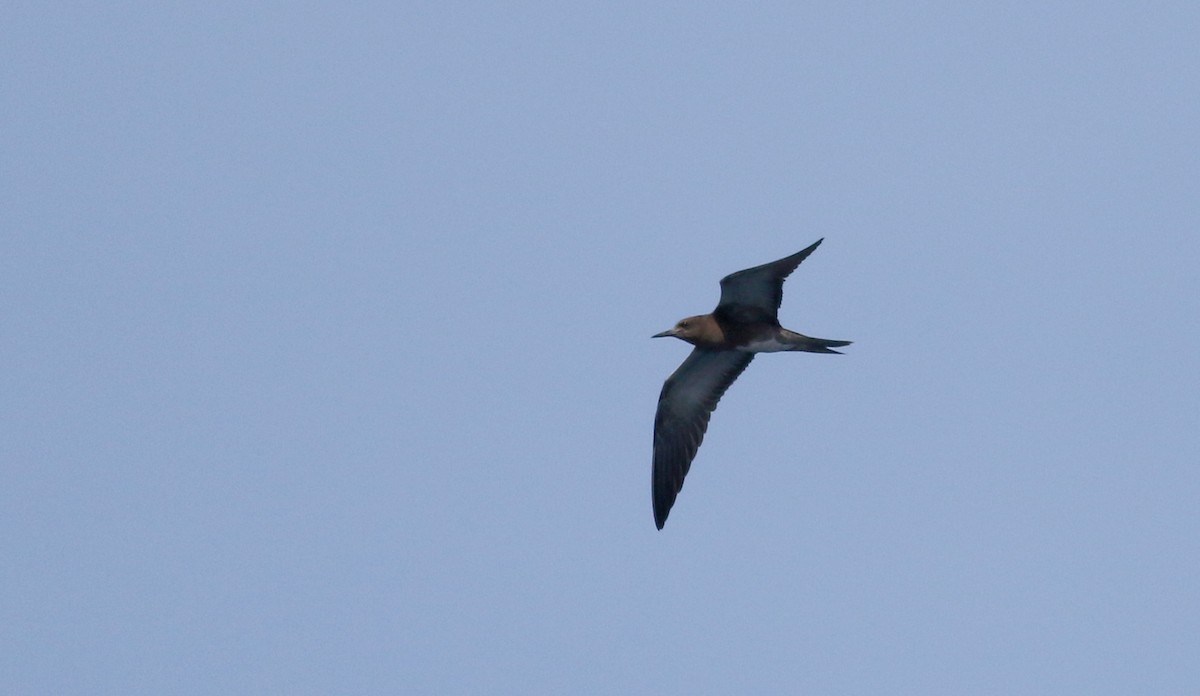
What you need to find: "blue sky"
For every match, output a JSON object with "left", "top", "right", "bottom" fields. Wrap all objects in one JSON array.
[{"left": 4, "top": 3, "right": 1199, "bottom": 694}]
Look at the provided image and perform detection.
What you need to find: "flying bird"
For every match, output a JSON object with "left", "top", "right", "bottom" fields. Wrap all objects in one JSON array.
[{"left": 651, "top": 238, "right": 850, "bottom": 529}]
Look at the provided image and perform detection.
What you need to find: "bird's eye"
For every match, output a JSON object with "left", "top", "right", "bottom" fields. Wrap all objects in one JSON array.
[{"left": 679, "top": 321, "right": 689, "bottom": 329}]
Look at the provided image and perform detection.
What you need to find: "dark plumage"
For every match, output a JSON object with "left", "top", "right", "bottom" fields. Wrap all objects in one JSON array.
[{"left": 650, "top": 239, "right": 850, "bottom": 529}]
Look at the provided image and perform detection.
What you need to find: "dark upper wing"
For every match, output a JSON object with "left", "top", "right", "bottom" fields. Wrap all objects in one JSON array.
[
  {"left": 715, "top": 238, "right": 824, "bottom": 324},
  {"left": 652, "top": 348, "right": 755, "bottom": 529}
]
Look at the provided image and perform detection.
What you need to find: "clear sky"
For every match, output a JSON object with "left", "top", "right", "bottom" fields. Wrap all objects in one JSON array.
[{"left": 4, "top": 3, "right": 1199, "bottom": 694}]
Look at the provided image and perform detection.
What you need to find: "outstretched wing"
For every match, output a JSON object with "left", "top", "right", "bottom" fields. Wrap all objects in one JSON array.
[
  {"left": 715, "top": 238, "right": 823, "bottom": 324},
  {"left": 652, "top": 348, "right": 755, "bottom": 529}
]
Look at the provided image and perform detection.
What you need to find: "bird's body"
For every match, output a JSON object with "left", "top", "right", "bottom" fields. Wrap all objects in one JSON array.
[{"left": 651, "top": 238, "right": 850, "bottom": 529}]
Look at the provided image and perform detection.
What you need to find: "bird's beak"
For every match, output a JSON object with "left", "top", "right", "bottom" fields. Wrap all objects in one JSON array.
[{"left": 651, "top": 328, "right": 677, "bottom": 339}]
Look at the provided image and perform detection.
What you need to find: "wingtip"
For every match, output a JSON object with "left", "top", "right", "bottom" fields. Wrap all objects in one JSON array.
[{"left": 653, "top": 504, "right": 668, "bottom": 529}]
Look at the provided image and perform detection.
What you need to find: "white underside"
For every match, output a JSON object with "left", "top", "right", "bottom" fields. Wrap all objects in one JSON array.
[{"left": 736, "top": 336, "right": 794, "bottom": 353}]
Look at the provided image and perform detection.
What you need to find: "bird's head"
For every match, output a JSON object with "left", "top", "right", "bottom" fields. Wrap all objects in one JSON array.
[{"left": 652, "top": 315, "right": 719, "bottom": 346}]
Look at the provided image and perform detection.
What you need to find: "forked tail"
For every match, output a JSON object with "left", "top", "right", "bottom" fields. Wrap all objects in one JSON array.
[{"left": 781, "top": 329, "right": 853, "bottom": 354}]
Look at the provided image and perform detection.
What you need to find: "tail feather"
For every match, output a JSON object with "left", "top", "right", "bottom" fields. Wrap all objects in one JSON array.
[{"left": 781, "top": 330, "right": 852, "bottom": 354}]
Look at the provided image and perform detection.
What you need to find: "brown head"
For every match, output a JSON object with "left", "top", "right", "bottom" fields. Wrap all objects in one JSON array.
[{"left": 651, "top": 314, "right": 725, "bottom": 348}]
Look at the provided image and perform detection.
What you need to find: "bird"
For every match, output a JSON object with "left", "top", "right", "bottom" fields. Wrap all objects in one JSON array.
[{"left": 650, "top": 238, "right": 850, "bottom": 529}]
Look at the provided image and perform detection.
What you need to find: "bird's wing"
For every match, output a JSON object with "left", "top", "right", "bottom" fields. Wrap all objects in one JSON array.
[
  {"left": 652, "top": 348, "right": 755, "bottom": 529},
  {"left": 715, "top": 238, "right": 823, "bottom": 324}
]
